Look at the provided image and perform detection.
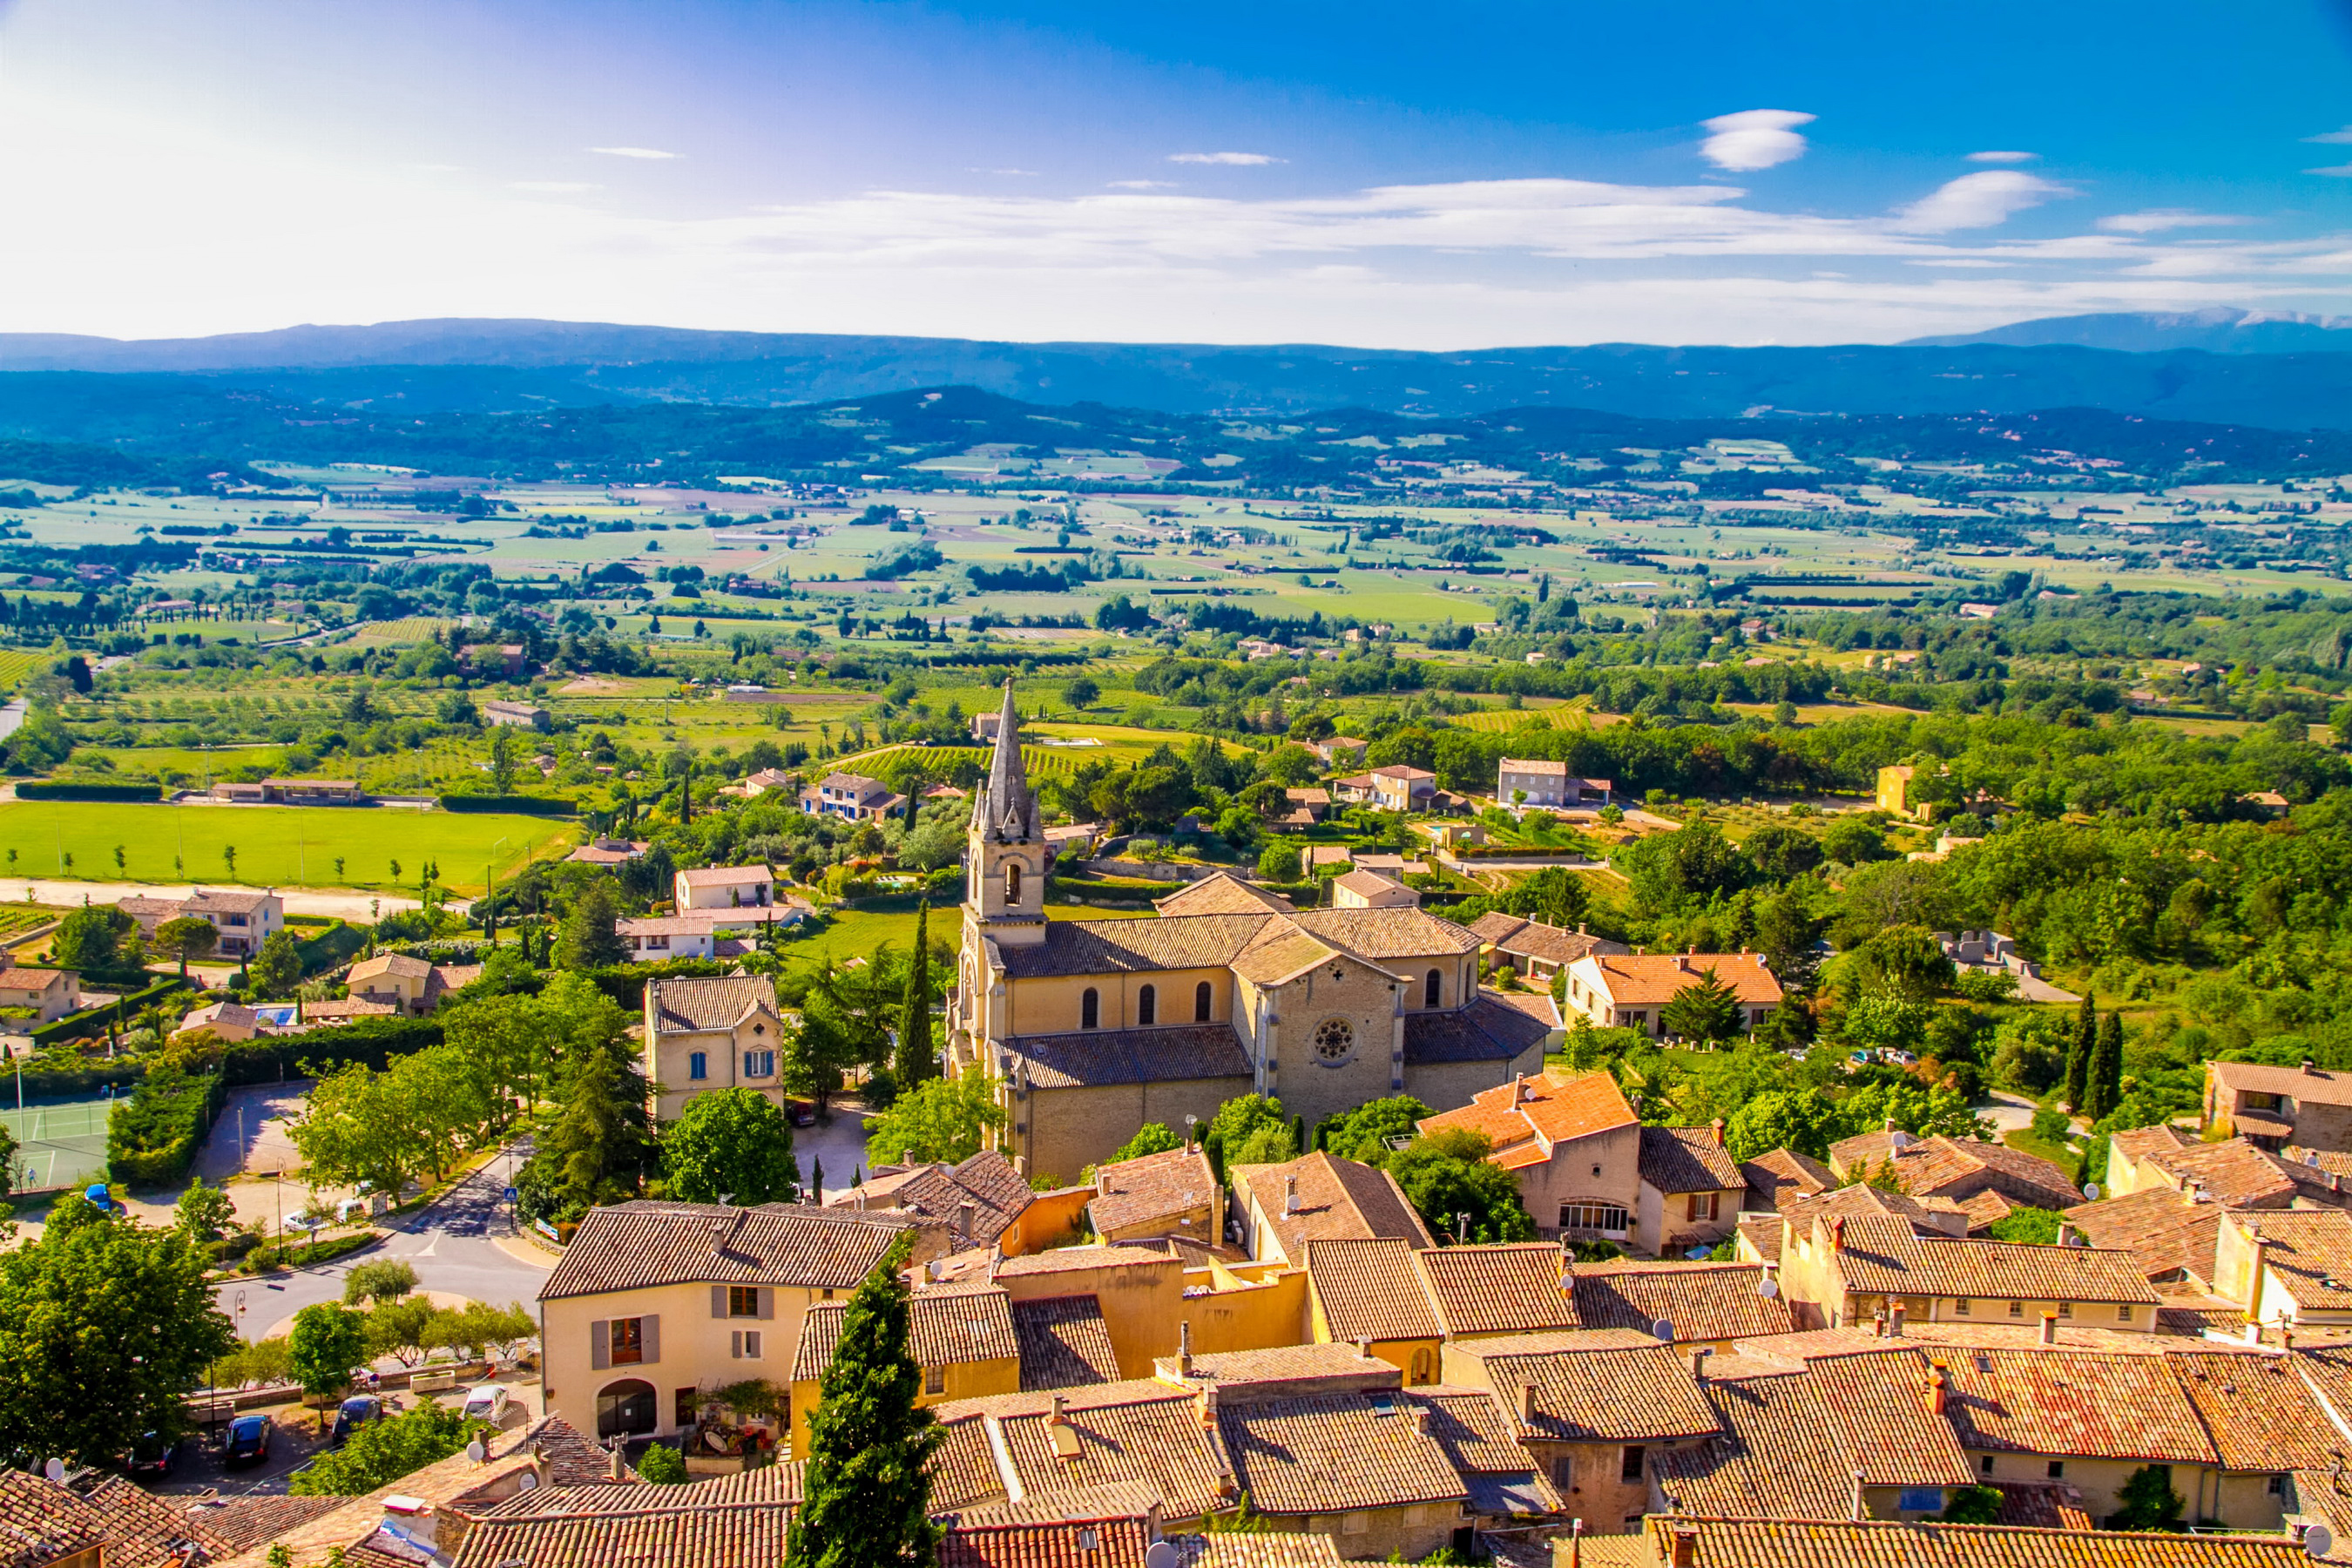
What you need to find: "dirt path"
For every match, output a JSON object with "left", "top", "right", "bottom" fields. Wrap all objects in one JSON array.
[{"left": 0, "top": 879, "right": 450, "bottom": 918}]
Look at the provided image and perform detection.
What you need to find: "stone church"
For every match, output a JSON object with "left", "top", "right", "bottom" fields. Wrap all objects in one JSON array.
[{"left": 947, "top": 685, "right": 1556, "bottom": 1185}]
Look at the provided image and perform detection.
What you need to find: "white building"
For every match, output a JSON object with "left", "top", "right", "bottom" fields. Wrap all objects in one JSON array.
[{"left": 675, "top": 865, "right": 774, "bottom": 911}]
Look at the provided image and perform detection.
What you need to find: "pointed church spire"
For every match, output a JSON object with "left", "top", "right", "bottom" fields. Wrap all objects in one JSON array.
[{"left": 977, "top": 679, "right": 1035, "bottom": 841}]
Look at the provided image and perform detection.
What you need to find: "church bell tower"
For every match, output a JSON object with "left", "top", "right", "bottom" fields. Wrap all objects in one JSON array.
[{"left": 965, "top": 679, "right": 1047, "bottom": 946}]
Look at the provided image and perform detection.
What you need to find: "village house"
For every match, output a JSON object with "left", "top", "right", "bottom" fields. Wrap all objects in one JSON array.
[
  {"left": 639, "top": 975, "right": 792, "bottom": 1121},
  {"left": 0, "top": 956, "right": 77, "bottom": 1025},
  {"left": 1466, "top": 914, "right": 1628, "bottom": 983},
  {"left": 946, "top": 685, "right": 1548, "bottom": 1181},
  {"left": 1309, "top": 736, "right": 1369, "bottom": 768},
  {"left": 1824, "top": 1131, "right": 2083, "bottom": 1232},
  {"left": 1635, "top": 1125, "right": 1746, "bottom": 1259},
  {"left": 2204, "top": 1058, "right": 2352, "bottom": 1152},
  {"left": 1085, "top": 1145, "right": 1224, "bottom": 1247},
  {"left": 1233, "top": 1152, "right": 1436, "bottom": 1269},
  {"left": 1571, "top": 1259, "right": 1794, "bottom": 1350},
  {"left": 1417, "top": 1071, "right": 1641, "bottom": 1247},
  {"left": 789, "top": 1281, "right": 1020, "bottom": 1450},
  {"left": 2103, "top": 1125, "right": 2306, "bottom": 1209},
  {"left": 343, "top": 952, "right": 481, "bottom": 1015},
  {"left": 1329, "top": 868, "right": 1420, "bottom": 909},
  {"left": 828, "top": 1150, "right": 1041, "bottom": 1254},
  {"left": 799, "top": 770, "right": 907, "bottom": 823},
  {"left": 1775, "top": 1213, "right": 2160, "bottom": 1333},
  {"left": 118, "top": 886, "right": 284, "bottom": 959},
  {"left": 2209, "top": 1206, "right": 2352, "bottom": 1331},
  {"left": 480, "top": 699, "right": 551, "bottom": 730},
  {"left": 565, "top": 836, "right": 652, "bottom": 866},
  {"left": 673, "top": 863, "right": 774, "bottom": 910},
  {"left": 1496, "top": 759, "right": 1612, "bottom": 811},
  {"left": 1559, "top": 952, "right": 1782, "bottom": 1037},
  {"left": 537, "top": 1201, "right": 920, "bottom": 1445}
]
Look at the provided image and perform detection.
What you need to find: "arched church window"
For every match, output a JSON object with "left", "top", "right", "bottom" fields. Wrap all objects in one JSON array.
[
  {"left": 1424, "top": 968, "right": 1443, "bottom": 1008},
  {"left": 1081, "top": 989, "right": 1099, "bottom": 1030},
  {"left": 1138, "top": 984, "right": 1157, "bottom": 1026},
  {"left": 1194, "top": 981, "right": 1213, "bottom": 1022}
]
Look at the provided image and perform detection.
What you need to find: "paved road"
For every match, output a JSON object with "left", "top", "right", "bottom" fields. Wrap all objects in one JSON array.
[
  {"left": 218, "top": 1143, "right": 551, "bottom": 1343},
  {"left": 0, "top": 878, "right": 436, "bottom": 920}
]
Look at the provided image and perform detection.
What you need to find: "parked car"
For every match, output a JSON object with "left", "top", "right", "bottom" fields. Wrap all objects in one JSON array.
[
  {"left": 460, "top": 1385, "right": 509, "bottom": 1426},
  {"left": 333, "top": 1395, "right": 385, "bottom": 1444},
  {"left": 785, "top": 1098, "right": 817, "bottom": 1128},
  {"left": 224, "top": 1416, "right": 271, "bottom": 1466},
  {"left": 124, "top": 1431, "right": 177, "bottom": 1477}
]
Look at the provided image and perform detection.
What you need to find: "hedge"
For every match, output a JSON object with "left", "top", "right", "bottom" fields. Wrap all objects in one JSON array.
[
  {"left": 31, "top": 975, "right": 191, "bottom": 1046},
  {"left": 107, "top": 1066, "right": 225, "bottom": 1186},
  {"left": 220, "top": 1014, "right": 445, "bottom": 1085},
  {"left": 15, "top": 781, "right": 163, "bottom": 802},
  {"left": 439, "top": 794, "right": 576, "bottom": 816}
]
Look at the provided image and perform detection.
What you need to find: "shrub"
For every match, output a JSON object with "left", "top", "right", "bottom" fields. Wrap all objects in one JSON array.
[
  {"left": 438, "top": 794, "right": 575, "bottom": 815},
  {"left": 13, "top": 782, "right": 162, "bottom": 801},
  {"left": 635, "top": 1443, "right": 689, "bottom": 1484},
  {"left": 106, "top": 1061, "right": 224, "bottom": 1186}
]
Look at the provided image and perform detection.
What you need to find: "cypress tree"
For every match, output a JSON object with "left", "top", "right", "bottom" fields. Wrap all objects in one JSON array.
[
  {"left": 2085, "top": 1010, "right": 2126, "bottom": 1122},
  {"left": 2063, "top": 990, "right": 2096, "bottom": 1114},
  {"left": 894, "top": 902, "right": 934, "bottom": 1085},
  {"left": 787, "top": 1236, "right": 940, "bottom": 1568}
]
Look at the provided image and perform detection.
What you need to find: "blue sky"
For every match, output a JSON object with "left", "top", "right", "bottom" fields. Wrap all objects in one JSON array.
[{"left": 3, "top": 0, "right": 2351, "bottom": 346}]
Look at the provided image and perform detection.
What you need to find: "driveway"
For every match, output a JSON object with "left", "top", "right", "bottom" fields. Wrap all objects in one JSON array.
[{"left": 801, "top": 1102, "right": 876, "bottom": 1199}]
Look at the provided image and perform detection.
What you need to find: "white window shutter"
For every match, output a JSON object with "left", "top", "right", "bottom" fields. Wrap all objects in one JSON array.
[{"left": 590, "top": 1321, "right": 610, "bottom": 1371}]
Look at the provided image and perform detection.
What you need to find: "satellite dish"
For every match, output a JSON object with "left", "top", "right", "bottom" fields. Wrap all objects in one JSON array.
[
  {"left": 465, "top": 1439, "right": 487, "bottom": 1463},
  {"left": 1757, "top": 1277, "right": 1781, "bottom": 1300},
  {"left": 2082, "top": 1183, "right": 2102, "bottom": 1201},
  {"left": 1652, "top": 1318, "right": 1675, "bottom": 1343},
  {"left": 1146, "top": 1544, "right": 1181, "bottom": 1568},
  {"left": 42, "top": 1459, "right": 64, "bottom": 1484},
  {"left": 2306, "top": 1525, "right": 2335, "bottom": 1559},
  {"left": 517, "top": 1471, "right": 540, "bottom": 1491}
]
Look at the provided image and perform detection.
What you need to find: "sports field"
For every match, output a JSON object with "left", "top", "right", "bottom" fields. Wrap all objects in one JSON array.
[
  {"left": 0, "top": 802, "right": 574, "bottom": 895},
  {"left": 0, "top": 1094, "right": 112, "bottom": 1194}
]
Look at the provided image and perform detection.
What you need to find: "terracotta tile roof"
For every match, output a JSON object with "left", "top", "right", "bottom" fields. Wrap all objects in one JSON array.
[
  {"left": 1576, "top": 951, "right": 1783, "bottom": 1007},
  {"left": 1784, "top": 1184, "right": 1964, "bottom": 1233},
  {"left": 838, "top": 1152, "right": 1032, "bottom": 1247},
  {"left": 2143, "top": 1139, "right": 2299, "bottom": 1208},
  {"left": 1216, "top": 1392, "right": 1468, "bottom": 1517},
  {"left": 1808, "top": 1348, "right": 1981, "bottom": 1487},
  {"left": 1288, "top": 907, "right": 1481, "bottom": 959},
  {"left": 1829, "top": 1135, "right": 2080, "bottom": 1213},
  {"left": 1470, "top": 915, "right": 1627, "bottom": 969},
  {"left": 1416, "top": 1068, "right": 1636, "bottom": 1160},
  {"left": 2113, "top": 1125, "right": 2193, "bottom": 1164},
  {"left": 472, "top": 1465, "right": 798, "bottom": 1519},
  {"left": 1739, "top": 1216, "right": 1784, "bottom": 1264},
  {"left": 2166, "top": 1349, "right": 2345, "bottom": 1471},
  {"left": 1404, "top": 992, "right": 1557, "bottom": 1064},
  {"left": 996, "top": 1244, "right": 1179, "bottom": 1280},
  {"left": 1654, "top": 1366, "right": 1893, "bottom": 1518},
  {"left": 447, "top": 1505, "right": 795, "bottom": 1568},
  {"left": 1739, "top": 1322, "right": 2186, "bottom": 1360},
  {"left": 2236, "top": 1209, "right": 2352, "bottom": 1309},
  {"left": 2210, "top": 1059, "right": 2352, "bottom": 1108},
  {"left": 76, "top": 1474, "right": 231, "bottom": 1568},
  {"left": 795, "top": 1285, "right": 1017, "bottom": 1380},
  {"left": 1014, "top": 1295, "right": 1123, "bottom": 1389},
  {"left": 940, "top": 1517, "right": 1153, "bottom": 1568},
  {"left": 1742, "top": 1148, "right": 1834, "bottom": 1209},
  {"left": 161, "top": 1495, "right": 348, "bottom": 1558},
  {"left": 644, "top": 975, "right": 781, "bottom": 1031},
  {"left": 1825, "top": 1215, "right": 2161, "bottom": 1305},
  {"left": 1628, "top": 1516, "right": 2306, "bottom": 1568},
  {"left": 1088, "top": 1146, "right": 1219, "bottom": 1237},
  {"left": 932, "top": 1410, "right": 1014, "bottom": 1511},
  {"left": 2062, "top": 1189, "right": 2224, "bottom": 1282},
  {"left": 1230, "top": 927, "right": 1346, "bottom": 986},
  {"left": 993, "top": 916, "right": 1278, "bottom": 978},
  {"left": 678, "top": 864, "right": 774, "bottom": 885},
  {"left": 993, "top": 1385, "right": 1232, "bottom": 1522},
  {"left": 1641, "top": 1125, "right": 1743, "bottom": 1194},
  {"left": 1152, "top": 1343, "right": 1399, "bottom": 1399},
  {"left": 947, "top": 1481, "right": 1166, "bottom": 1528},
  {"left": 1011, "top": 1024, "right": 1254, "bottom": 1091},
  {"left": 1457, "top": 1333, "right": 1721, "bottom": 1443},
  {"left": 1304, "top": 1237, "right": 1442, "bottom": 1343},
  {"left": 1166, "top": 1534, "right": 1345, "bottom": 1568},
  {"left": 540, "top": 1200, "right": 915, "bottom": 1299},
  {"left": 1572, "top": 1260, "right": 1797, "bottom": 1343},
  {"left": 1154, "top": 874, "right": 1292, "bottom": 916},
  {"left": 1414, "top": 1243, "right": 1579, "bottom": 1337},
  {"left": 2154, "top": 1298, "right": 2246, "bottom": 1337},
  {"left": 1933, "top": 1346, "right": 2219, "bottom": 1463},
  {"left": 1991, "top": 1483, "right": 2094, "bottom": 1531},
  {"left": 1235, "top": 1153, "right": 1435, "bottom": 1261}
]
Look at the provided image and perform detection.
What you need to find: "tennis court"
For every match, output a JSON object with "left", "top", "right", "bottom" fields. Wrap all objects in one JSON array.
[{"left": 0, "top": 1095, "right": 114, "bottom": 1193}]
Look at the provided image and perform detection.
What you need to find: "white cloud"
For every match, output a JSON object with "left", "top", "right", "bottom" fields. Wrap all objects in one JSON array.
[
  {"left": 2097, "top": 208, "right": 2249, "bottom": 233},
  {"left": 972, "top": 168, "right": 1038, "bottom": 176},
  {"left": 2305, "top": 126, "right": 2352, "bottom": 144},
  {"left": 1890, "top": 171, "right": 2067, "bottom": 232},
  {"left": 1108, "top": 179, "right": 1177, "bottom": 190},
  {"left": 586, "top": 146, "right": 679, "bottom": 160},
  {"left": 1700, "top": 109, "right": 1815, "bottom": 172},
  {"left": 1965, "top": 150, "right": 2038, "bottom": 164},
  {"left": 1169, "top": 152, "right": 1281, "bottom": 166},
  {"left": 510, "top": 180, "right": 598, "bottom": 193},
  {"left": 2307, "top": 163, "right": 2352, "bottom": 178}
]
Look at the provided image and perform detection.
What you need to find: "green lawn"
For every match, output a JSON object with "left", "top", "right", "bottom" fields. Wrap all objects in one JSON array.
[{"left": 0, "top": 801, "right": 575, "bottom": 894}]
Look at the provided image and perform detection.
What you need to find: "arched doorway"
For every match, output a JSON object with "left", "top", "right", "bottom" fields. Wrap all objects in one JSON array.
[{"left": 597, "top": 1379, "right": 658, "bottom": 1439}]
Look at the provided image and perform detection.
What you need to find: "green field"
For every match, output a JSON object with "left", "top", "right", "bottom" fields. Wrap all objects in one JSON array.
[{"left": 0, "top": 802, "right": 574, "bottom": 894}]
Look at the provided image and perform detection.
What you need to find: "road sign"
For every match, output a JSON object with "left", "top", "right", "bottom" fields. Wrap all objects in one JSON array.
[{"left": 504, "top": 1186, "right": 518, "bottom": 1202}]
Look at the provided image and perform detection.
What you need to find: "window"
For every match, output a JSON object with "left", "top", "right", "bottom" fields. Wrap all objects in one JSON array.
[
  {"left": 2007, "top": 1301, "right": 2024, "bottom": 1318},
  {"left": 728, "top": 1287, "right": 760, "bottom": 1318},
  {"left": 1980, "top": 1455, "right": 1995, "bottom": 1476},
  {"left": 1686, "top": 1192, "right": 1719, "bottom": 1223},
  {"left": 609, "top": 1318, "right": 645, "bottom": 1366},
  {"left": 2046, "top": 1462, "right": 2065, "bottom": 1479},
  {"left": 1424, "top": 969, "right": 1442, "bottom": 1008},
  {"left": 1081, "top": 989, "right": 1100, "bottom": 1030},
  {"left": 2057, "top": 1301, "right": 2072, "bottom": 1318},
  {"left": 1313, "top": 1017, "right": 1355, "bottom": 1063},
  {"left": 1954, "top": 1298, "right": 1970, "bottom": 1316},
  {"left": 1620, "top": 1446, "right": 1646, "bottom": 1483},
  {"left": 688, "top": 1051, "right": 708, "bottom": 1081},
  {"left": 1559, "top": 1202, "right": 1630, "bottom": 1235},
  {"left": 2117, "top": 1304, "right": 2133, "bottom": 1322},
  {"left": 743, "top": 1050, "right": 776, "bottom": 1078},
  {"left": 1409, "top": 1348, "right": 1434, "bottom": 1384},
  {"left": 1342, "top": 1514, "right": 1370, "bottom": 1537},
  {"left": 924, "top": 1364, "right": 946, "bottom": 1396},
  {"left": 1552, "top": 1457, "right": 1574, "bottom": 1490},
  {"left": 731, "top": 1330, "right": 763, "bottom": 1359},
  {"left": 1138, "top": 984, "right": 1157, "bottom": 1027},
  {"left": 1004, "top": 862, "right": 1022, "bottom": 905},
  {"left": 2270, "top": 1474, "right": 2287, "bottom": 1497},
  {"left": 1195, "top": 981, "right": 1213, "bottom": 1023}
]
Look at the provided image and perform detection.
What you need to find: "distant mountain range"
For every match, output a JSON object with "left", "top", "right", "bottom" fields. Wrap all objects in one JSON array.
[{"left": 7, "top": 310, "right": 2352, "bottom": 428}]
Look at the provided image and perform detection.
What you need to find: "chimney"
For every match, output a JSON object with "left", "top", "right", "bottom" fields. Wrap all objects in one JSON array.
[
  {"left": 1690, "top": 1347, "right": 1712, "bottom": 1384},
  {"left": 2246, "top": 1234, "right": 2270, "bottom": 1313},
  {"left": 2056, "top": 1221, "right": 2076, "bottom": 1247},
  {"left": 2284, "top": 1322, "right": 2299, "bottom": 1351},
  {"left": 989, "top": 1241, "right": 1004, "bottom": 1283},
  {"left": 1519, "top": 1382, "right": 1539, "bottom": 1426},
  {"left": 608, "top": 1439, "right": 627, "bottom": 1482},
  {"left": 2038, "top": 1312, "right": 2058, "bottom": 1346},
  {"left": 1872, "top": 1308, "right": 1887, "bottom": 1340},
  {"left": 2304, "top": 1060, "right": 2319, "bottom": 1076},
  {"left": 1095, "top": 1171, "right": 1112, "bottom": 1198},
  {"left": 959, "top": 1200, "right": 979, "bottom": 1239},
  {"left": 1569, "top": 1519, "right": 1584, "bottom": 1568},
  {"left": 1051, "top": 1393, "right": 1067, "bottom": 1423},
  {"left": 1669, "top": 1528, "right": 1699, "bottom": 1568},
  {"left": 1283, "top": 1174, "right": 1300, "bottom": 1217},
  {"left": 1179, "top": 1321, "right": 1194, "bottom": 1375},
  {"left": 1923, "top": 1363, "right": 1949, "bottom": 1416},
  {"left": 1889, "top": 1301, "right": 1905, "bottom": 1337},
  {"left": 1850, "top": 1470, "right": 1865, "bottom": 1523},
  {"left": 1199, "top": 1387, "right": 1220, "bottom": 1430},
  {"left": 1409, "top": 1407, "right": 1430, "bottom": 1436},
  {"left": 1355, "top": 1336, "right": 1374, "bottom": 1361},
  {"left": 1828, "top": 1216, "right": 1846, "bottom": 1253},
  {"left": 1708, "top": 1119, "right": 1725, "bottom": 1148}
]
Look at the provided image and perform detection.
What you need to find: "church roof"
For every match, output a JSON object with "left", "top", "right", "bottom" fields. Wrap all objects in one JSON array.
[{"left": 1011, "top": 1024, "right": 1256, "bottom": 1090}]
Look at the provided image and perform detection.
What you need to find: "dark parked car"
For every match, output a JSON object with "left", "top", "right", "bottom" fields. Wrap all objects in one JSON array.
[
  {"left": 223, "top": 1416, "right": 271, "bottom": 1466},
  {"left": 786, "top": 1098, "right": 817, "bottom": 1127},
  {"left": 125, "top": 1431, "right": 177, "bottom": 1477},
  {"left": 332, "top": 1396, "right": 384, "bottom": 1444}
]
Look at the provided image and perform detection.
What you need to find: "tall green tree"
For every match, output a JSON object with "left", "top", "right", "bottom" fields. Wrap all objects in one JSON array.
[
  {"left": 2085, "top": 1010, "right": 2126, "bottom": 1122},
  {"left": 2063, "top": 990, "right": 2096, "bottom": 1115},
  {"left": 0, "top": 1197, "right": 234, "bottom": 1463},
  {"left": 286, "top": 1303, "right": 370, "bottom": 1423},
  {"left": 2110, "top": 1463, "right": 2186, "bottom": 1531},
  {"left": 50, "top": 904, "right": 130, "bottom": 974},
  {"left": 894, "top": 902, "right": 935, "bottom": 1085},
  {"left": 1387, "top": 1129, "right": 1537, "bottom": 1244},
  {"left": 663, "top": 1087, "right": 800, "bottom": 1205},
  {"left": 515, "top": 1033, "right": 657, "bottom": 1226},
  {"left": 1659, "top": 967, "right": 1745, "bottom": 1046},
  {"left": 862, "top": 1071, "right": 1005, "bottom": 1168},
  {"left": 291, "top": 1402, "right": 487, "bottom": 1497},
  {"left": 786, "top": 1236, "right": 941, "bottom": 1568},
  {"left": 556, "top": 880, "right": 628, "bottom": 970},
  {"left": 249, "top": 929, "right": 304, "bottom": 998},
  {"left": 152, "top": 916, "right": 219, "bottom": 978}
]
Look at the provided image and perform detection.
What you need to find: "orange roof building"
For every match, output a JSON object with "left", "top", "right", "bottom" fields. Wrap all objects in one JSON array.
[
  {"left": 1562, "top": 951, "right": 1783, "bottom": 1039},
  {"left": 1419, "top": 1071, "right": 1642, "bottom": 1248}
]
